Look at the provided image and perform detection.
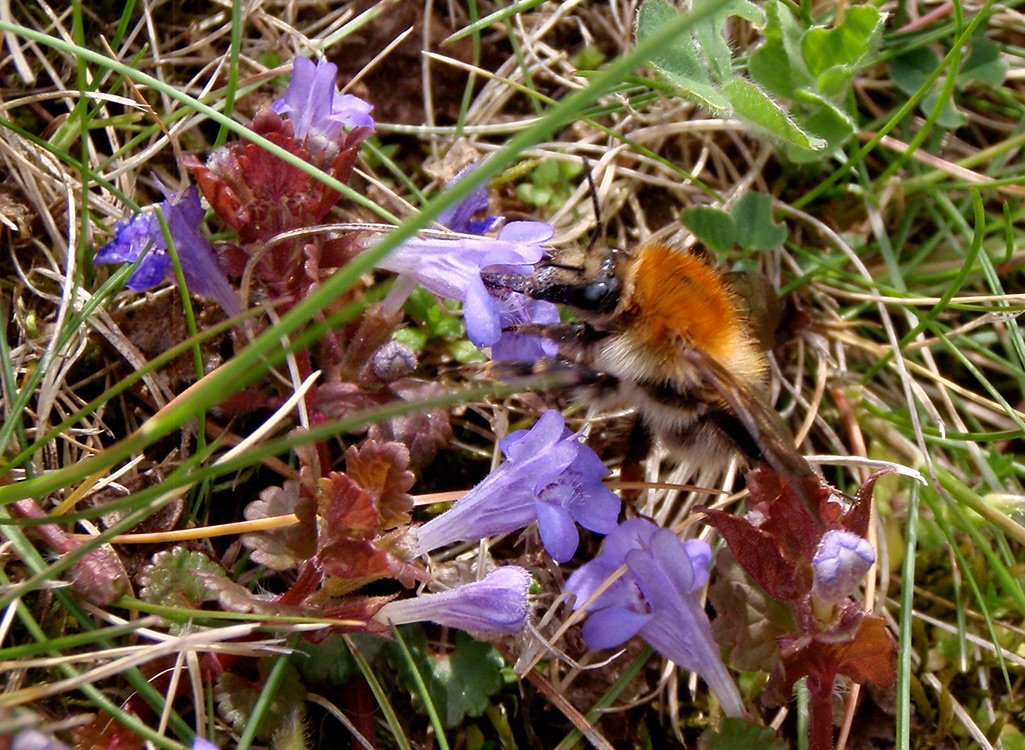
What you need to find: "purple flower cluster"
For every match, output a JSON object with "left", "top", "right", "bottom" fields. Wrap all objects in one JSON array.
[
  {"left": 410, "top": 410, "right": 620, "bottom": 563},
  {"left": 270, "top": 56, "right": 374, "bottom": 143},
  {"left": 566, "top": 519, "right": 745, "bottom": 717}
]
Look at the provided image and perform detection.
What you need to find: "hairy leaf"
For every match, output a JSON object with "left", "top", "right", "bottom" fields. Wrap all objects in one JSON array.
[
  {"left": 345, "top": 440, "right": 415, "bottom": 528},
  {"left": 319, "top": 472, "right": 380, "bottom": 539},
  {"left": 138, "top": 547, "right": 226, "bottom": 609},
  {"left": 723, "top": 78, "right": 824, "bottom": 151},
  {"left": 215, "top": 663, "right": 307, "bottom": 742},
  {"left": 747, "top": 0, "right": 809, "bottom": 98},
  {"left": 636, "top": 0, "right": 728, "bottom": 113},
  {"left": 801, "top": 5, "right": 883, "bottom": 81},
  {"left": 709, "top": 550, "right": 790, "bottom": 672},
  {"left": 242, "top": 480, "right": 305, "bottom": 571}
]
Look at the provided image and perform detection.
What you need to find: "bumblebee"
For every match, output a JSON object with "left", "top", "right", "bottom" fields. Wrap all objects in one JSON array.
[{"left": 483, "top": 238, "right": 823, "bottom": 517}]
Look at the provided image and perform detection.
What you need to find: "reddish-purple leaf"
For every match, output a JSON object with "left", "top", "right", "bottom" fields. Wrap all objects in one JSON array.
[
  {"left": 345, "top": 440, "right": 415, "bottom": 528},
  {"left": 318, "top": 472, "right": 381, "bottom": 539},
  {"left": 702, "top": 507, "right": 809, "bottom": 601}
]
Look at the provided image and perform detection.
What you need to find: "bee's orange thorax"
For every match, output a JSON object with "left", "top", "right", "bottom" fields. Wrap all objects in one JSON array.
[{"left": 627, "top": 243, "right": 751, "bottom": 368}]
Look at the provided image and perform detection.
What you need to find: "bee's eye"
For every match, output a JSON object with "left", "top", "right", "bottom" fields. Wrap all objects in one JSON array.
[{"left": 577, "top": 276, "right": 619, "bottom": 309}]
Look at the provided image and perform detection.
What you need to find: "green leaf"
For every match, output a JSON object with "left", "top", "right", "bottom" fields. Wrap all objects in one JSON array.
[
  {"left": 722, "top": 78, "right": 825, "bottom": 151},
  {"left": 432, "top": 632, "right": 506, "bottom": 727},
  {"left": 748, "top": 0, "right": 810, "bottom": 98},
  {"left": 389, "top": 627, "right": 507, "bottom": 729},
  {"left": 297, "top": 633, "right": 386, "bottom": 686},
  {"left": 448, "top": 339, "right": 486, "bottom": 364},
  {"left": 891, "top": 47, "right": 941, "bottom": 96},
  {"left": 730, "top": 192, "right": 786, "bottom": 250},
  {"left": 393, "top": 326, "right": 428, "bottom": 351},
  {"left": 691, "top": 0, "right": 766, "bottom": 82},
  {"left": 698, "top": 717, "right": 789, "bottom": 750},
  {"left": 216, "top": 662, "right": 308, "bottom": 742},
  {"left": 958, "top": 37, "right": 1008, "bottom": 88},
  {"left": 786, "top": 91, "right": 854, "bottom": 163},
  {"left": 138, "top": 546, "right": 225, "bottom": 609},
  {"left": 923, "top": 90, "right": 966, "bottom": 128},
  {"left": 801, "top": 5, "right": 882, "bottom": 78},
  {"left": 682, "top": 206, "right": 736, "bottom": 253},
  {"left": 636, "top": 0, "right": 729, "bottom": 113}
]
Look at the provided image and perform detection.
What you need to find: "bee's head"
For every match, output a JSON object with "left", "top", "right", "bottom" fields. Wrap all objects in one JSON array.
[{"left": 483, "top": 246, "right": 623, "bottom": 313}]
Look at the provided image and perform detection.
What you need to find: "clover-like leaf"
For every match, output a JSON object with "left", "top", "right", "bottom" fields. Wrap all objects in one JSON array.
[
  {"left": 682, "top": 206, "right": 735, "bottom": 253},
  {"left": 345, "top": 440, "right": 415, "bottom": 528},
  {"left": 747, "top": 0, "right": 809, "bottom": 98},
  {"left": 138, "top": 547, "right": 226, "bottom": 609},
  {"left": 730, "top": 192, "right": 787, "bottom": 251},
  {"left": 958, "top": 37, "right": 1008, "bottom": 88},
  {"left": 892, "top": 47, "right": 964, "bottom": 129},
  {"left": 692, "top": 0, "right": 765, "bottom": 82}
]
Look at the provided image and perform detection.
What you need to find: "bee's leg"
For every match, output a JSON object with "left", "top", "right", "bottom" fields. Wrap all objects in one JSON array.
[
  {"left": 507, "top": 322, "right": 610, "bottom": 362},
  {"left": 619, "top": 416, "right": 653, "bottom": 504},
  {"left": 488, "top": 356, "right": 617, "bottom": 391}
]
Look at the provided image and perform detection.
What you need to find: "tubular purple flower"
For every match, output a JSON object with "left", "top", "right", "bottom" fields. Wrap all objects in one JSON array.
[
  {"left": 374, "top": 567, "right": 531, "bottom": 633},
  {"left": 436, "top": 163, "right": 503, "bottom": 236},
  {"left": 409, "top": 410, "right": 620, "bottom": 562},
  {"left": 489, "top": 289, "right": 560, "bottom": 362},
  {"left": 374, "top": 162, "right": 558, "bottom": 354},
  {"left": 811, "top": 529, "right": 875, "bottom": 604},
  {"left": 565, "top": 519, "right": 745, "bottom": 717},
  {"left": 271, "top": 56, "right": 375, "bottom": 141},
  {"left": 94, "top": 185, "right": 242, "bottom": 317},
  {"left": 375, "top": 220, "right": 553, "bottom": 346},
  {"left": 191, "top": 739, "right": 220, "bottom": 750}
]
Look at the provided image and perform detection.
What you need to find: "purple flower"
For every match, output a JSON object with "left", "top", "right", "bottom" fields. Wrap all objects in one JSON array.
[
  {"left": 489, "top": 288, "right": 560, "bottom": 362},
  {"left": 191, "top": 739, "right": 220, "bottom": 750},
  {"left": 11, "top": 730, "right": 69, "bottom": 750},
  {"left": 94, "top": 185, "right": 242, "bottom": 316},
  {"left": 435, "top": 163, "right": 503, "bottom": 236},
  {"left": 410, "top": 410, "right": 620, "bottom": 562},
  {"left": 565, "top": 518, "right": 745, "bottom": 717},
  {"left": 376, "top": 219, "right": 554, "bottom": 347},
  {"left": 372, "top": 339, "right": 417, "bottom": 382},
  {"left": 271, "top": 56, "right": 374, "bottom": 142},
  {"left": 374, "top": 566, "right": 531, "bottom": 633},
  {"left": 811, "top": 529, "right": 875, "bottom": 604},
  {"left": 374, "top": 163, "right": 558, "bottom": 356}
]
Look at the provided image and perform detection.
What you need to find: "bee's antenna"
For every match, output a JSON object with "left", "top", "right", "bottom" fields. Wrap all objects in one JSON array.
[{"left": 583, "top": 156, "right": 603, "bottom": 251}]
